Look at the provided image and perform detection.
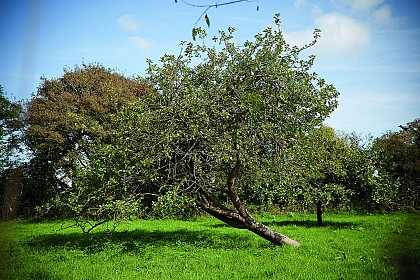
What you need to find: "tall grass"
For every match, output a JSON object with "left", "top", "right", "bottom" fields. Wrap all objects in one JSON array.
[{"left": 1, "top": 212, "right": 419, "bottom": 279}]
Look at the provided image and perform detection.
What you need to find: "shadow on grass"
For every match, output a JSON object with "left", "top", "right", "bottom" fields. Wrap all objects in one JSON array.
[
  {"left": 23, "top": 219, "right": 362, "bottom": 255},
  {"left": 265, "top": 220, "right": 360, "bottom": 229},
  {"left": 208, "top": 220, "right": 359, "bottom": 229},
  {"left": 25, "top": 228, "right": 257, "bottom": 255},
  {"left": 381, "top": 212, "right": 420, "bottom": 280}
]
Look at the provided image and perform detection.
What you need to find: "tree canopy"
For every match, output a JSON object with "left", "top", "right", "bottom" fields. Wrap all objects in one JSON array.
[
  {"left": 26, "top": 64, "right": 147, "bottom": 180},
  {"left": 59, "top": 15, "right": 339, "bottom": 245},
  {"left": 372, "top": 118, "right": 420, "bottom": 209},
  {"left": 283, "top": 126, "right": 354, "bottom": 225},
  {"left": 23, "top": 64, "right": 147, "bottom": 218}
]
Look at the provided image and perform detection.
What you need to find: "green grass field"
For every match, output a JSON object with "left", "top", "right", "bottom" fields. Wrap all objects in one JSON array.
[{"left": 1, "top": 212, "right": 419, "bottom": 280}]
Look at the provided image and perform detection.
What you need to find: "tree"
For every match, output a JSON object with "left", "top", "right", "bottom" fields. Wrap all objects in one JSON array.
[
  {"left": 372, "top": 119, "right": 420, "bottom": 209},
  {"left": 282, "top": 126, "right": 354, "bottom": 225},
  {"left": 236, "top": 126, "right": 351, "bottom": 222},
  {"left": 243, "top": 128, "right": 389, "bottom": 219},
  {"left": 65, "top": 15, "right": 338, "bottom": 245},
  {"left": 24, "top": 64, "right": 147, "bottom": 217},
  {"left": 0, "top": 85, "right": 25, "bottom": 219}
]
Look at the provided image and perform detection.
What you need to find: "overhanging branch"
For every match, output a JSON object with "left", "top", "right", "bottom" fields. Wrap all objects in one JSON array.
[
  {"left": 175, "top": 0, "right": 260, "bottom": 38},
  {"left": 177, "top": 0, "right": 257, "bottom": 9}
]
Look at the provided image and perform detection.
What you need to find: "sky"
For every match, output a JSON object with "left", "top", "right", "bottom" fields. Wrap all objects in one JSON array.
[{"left": 1, "top": 0, "right": 419, "bottom": 138}]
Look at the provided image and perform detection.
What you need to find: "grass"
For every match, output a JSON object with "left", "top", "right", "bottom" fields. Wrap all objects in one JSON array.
[{"left": 1, "top": 212, "right": 419, "bottom": 280}]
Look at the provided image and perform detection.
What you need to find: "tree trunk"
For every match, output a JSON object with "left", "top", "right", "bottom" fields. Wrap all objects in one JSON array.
[
  {"left": 1, "top": 167, "right": 23, "bottom": 220},
  {"left": 197, "top": 159, "right": 300, "bottom": 247},
  {"left": 316, "top": 200, "right": 323, "bottom": 226},
  {"left": 241, "top": 212, "right": 301, "bottom": 246}
]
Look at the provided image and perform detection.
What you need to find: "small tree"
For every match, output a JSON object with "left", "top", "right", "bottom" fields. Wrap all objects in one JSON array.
[
  {"left": 67, "top": 15, "right": 339, "bottom": 245},
  {"left": 283, "top": 126, "right": 355, "bottom": 225}
]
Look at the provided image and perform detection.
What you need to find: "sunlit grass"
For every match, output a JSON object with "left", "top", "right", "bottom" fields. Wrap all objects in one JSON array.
[{"left": 1, "top": 212, "right": 419, "bottom": 279}]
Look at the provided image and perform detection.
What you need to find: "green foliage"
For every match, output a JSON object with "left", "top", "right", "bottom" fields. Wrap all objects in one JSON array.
[
  {"left": 286, "top": 126, "right": 354, "bottom": 208},
  {"left": 72, "top": 15, "right": 338, "bottom": 230},
  {"left": 26, "top": 63, "right": 146, "bottom": 170},
  {"left": 372, "top": 118, "right": 420, "bottom": 209},
  {"left": 24, "top": 64, "right": 147, "bottom": 219},
  {"left": 151, "top": 189, "right": 198, "bottom": 218},
  {"left": 242, "top": 126, "right": 401, "bottom": 217},
  {"left": 242, "top": 128, "right": 364, "bottom": 211},
  {"left": 53, "top": 142, "right": 147, "bottom": 227},
  {"left": 0, "top": 85, "right": 24, "bottom": 171},
  {"left": 152, "top": 15, "right": 334, "bottom": 197}
]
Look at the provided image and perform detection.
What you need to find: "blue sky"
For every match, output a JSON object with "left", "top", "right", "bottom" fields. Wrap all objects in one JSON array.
[{"left": 1, "top": 0, "right": 419, "bottom": 137}]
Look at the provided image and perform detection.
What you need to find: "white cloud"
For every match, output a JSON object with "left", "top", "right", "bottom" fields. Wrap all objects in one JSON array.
[
  {"left": 117, "top": 15, "right": 152, "bottom": 52},
  {"left": 371, "top": 5, "right": 406, "bottom": 26},
  {"left": 315, "top": 13, "right": 371, "bottom": 55},
  {"left": 117, "top": 15, "right": 141, "bottom": 32},
  {"left": 284, "top": 13, "right": 371, "bottom": 56},
  {"left": 336, "top": 0, "right": 405, "bottom": 27},
  {"left": 129, "top": 36, "right": 152, "bottom": 52}
]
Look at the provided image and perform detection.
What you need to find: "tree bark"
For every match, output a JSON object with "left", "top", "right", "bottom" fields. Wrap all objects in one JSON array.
[
  {"left": 316, "top": 200, "right": 323, "bottom": 226},
  {"left": 197, "top": 159, "right": 301, "bottom": 247},
  {"left": 1, "top": 167, "right": 23, "bottom": 220}
]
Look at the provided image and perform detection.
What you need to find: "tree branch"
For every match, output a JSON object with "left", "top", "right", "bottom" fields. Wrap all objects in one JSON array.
[
  {"left": 176, "top": 0, "right": 259, "bottom": 35},
  {"left": 195, "top": 199, "right": 247, "bottom": 229},
  {"left": 178, "top": 0, "right": 257, "bottom": 9},
  {"left": 198, "top": 188, "right": 231, "bottom": 212},
  {"left": 226, "top": 158, "right": 252, "bottom": 219}
]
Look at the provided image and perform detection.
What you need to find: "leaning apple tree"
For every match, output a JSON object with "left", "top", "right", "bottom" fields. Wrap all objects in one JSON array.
[{"left": 64, "top": 15, "right": 339, "bottom": 246}]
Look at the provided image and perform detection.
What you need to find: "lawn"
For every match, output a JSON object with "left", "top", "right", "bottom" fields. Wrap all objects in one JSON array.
[{"left": 1, "top": 212, "right": 419, "bottom": 279}]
